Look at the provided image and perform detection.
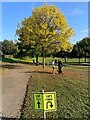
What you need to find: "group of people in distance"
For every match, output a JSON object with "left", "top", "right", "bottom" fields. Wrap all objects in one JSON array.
[{"left": 52, "top": 59, "right": 63, "bottom": 74}]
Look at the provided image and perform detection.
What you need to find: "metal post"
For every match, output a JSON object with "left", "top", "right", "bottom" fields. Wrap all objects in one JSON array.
[
  {"left": 42, "top": 89, "right": 46, "bottom": 120},
  {"left": 44, "top": 111, "right": 46, "bottom": 120}
]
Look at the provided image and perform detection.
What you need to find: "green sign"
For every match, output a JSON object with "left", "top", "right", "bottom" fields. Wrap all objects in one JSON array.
[
  {"left": 33, "top": 92, "right": 57, "bottom": 112},
  {"left": 33, "top": 93, "right": 43, "bottom": 110}
]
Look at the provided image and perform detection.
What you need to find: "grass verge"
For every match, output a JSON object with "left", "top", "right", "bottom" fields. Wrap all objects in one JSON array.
[{"left": 21, "top": 65, "right": 89, "bottom": 119}]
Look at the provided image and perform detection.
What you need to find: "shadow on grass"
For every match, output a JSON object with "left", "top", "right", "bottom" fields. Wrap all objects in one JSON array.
[
  {"left": 1, "top": 116, "right": 83, "bottom": 120},
  {"left": 1, "top": 117, "right": 19, "bottom": 120},
  {"left": 1, "top": 117, "right": 89, "bottom": 120},
  {"left": 1, "top": 64, "right": 21, "bottom": 69},
  {"left": 1, "top": 58, "right": 18, "bottom": 63},
  {"left": 25, "top": 70, "right": 52, "bottom": 74},
  {"left": 0, "top": 58, "right": 34, "bottom": 65}
]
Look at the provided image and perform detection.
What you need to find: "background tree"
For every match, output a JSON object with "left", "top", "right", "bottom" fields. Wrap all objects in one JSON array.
[
  {"left": 0, "top": 41, "right": 2, "bottom": 53},
  {"left": 71, "top": 37, "right": 90, "bottom": 62},
  {"left": 17, "top": 41, "right": 41, "bottom": 64},
  {"left": 16, "top": 4, "right": 74, "bottom": 68},
  {"left": 56, "top": 50, "right": 71, "bottom": 63},
  {"left": 2, "top": 39, "right": 18, "bottom": 56},
  {"left": 0, "top": 41, "right": 4, "bottom": 58},
  {"left": 16, "top": 41, "right": 27, "bottom": 58}
]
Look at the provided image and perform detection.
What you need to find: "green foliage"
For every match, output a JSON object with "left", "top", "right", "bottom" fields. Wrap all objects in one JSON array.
[
  {"left": 2, "top": 39, "right": 18, "bottom": 56},
  {"left": 71, "top": 37, "right": 90, "bottom": 58},
  {"left": 16, "top": 4, "right": 74, "bottom": 66},
  {"left": 0, "top": 41, "right": 2, "bottom": 51}
]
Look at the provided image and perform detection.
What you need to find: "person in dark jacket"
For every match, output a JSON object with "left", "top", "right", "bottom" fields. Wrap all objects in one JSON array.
[{"left": 58, "top": 59, "right": 63, "bottom": 74}]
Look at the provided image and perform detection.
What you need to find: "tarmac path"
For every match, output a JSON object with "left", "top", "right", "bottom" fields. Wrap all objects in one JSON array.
[{"left": 1, "top": 63, "right": 31, "bottom": 119}]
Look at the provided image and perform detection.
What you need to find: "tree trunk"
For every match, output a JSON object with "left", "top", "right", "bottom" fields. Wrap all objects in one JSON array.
[
  {"left": 43, "top": 55, "right": 45, "bottom": 68},
  {"left": 36, "top": 54, "right": 39, "bottom": 66},
  {"left": 85, "top": 57, "right": 86, "bottom": 63},
  {"left": 65, "top": 57, "right": 66, "bottom": 63},
  {"left": 79, "top": 57, "right": 80, "bottom": 64},
  {"left": 42, "top": 47, "right": 45, "bottom": 68}
]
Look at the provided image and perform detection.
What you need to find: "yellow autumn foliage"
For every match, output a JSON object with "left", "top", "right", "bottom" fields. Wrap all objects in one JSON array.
[{"left": 16, "top": 4, "right": 74, "bottom": 53}]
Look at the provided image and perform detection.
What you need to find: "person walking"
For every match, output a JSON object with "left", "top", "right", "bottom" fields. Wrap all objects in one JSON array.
[
  {"left": 55, "top": 58, "right": 57, "bottom": 66},
  {"left": 52, "top": 60, "right": 55, "bottom": 74},
  {"left": 58, "top": 59, "right": 63, "bottom": 74}
]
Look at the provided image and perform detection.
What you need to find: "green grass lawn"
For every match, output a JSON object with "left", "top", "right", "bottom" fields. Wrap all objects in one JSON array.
[
  {"left": 0, "top": 57, "right": 33, "bottom": 64},
  {"left": 1, "top": 57, "right": 90, "bottom": 65},
  {"left": 32, "top": 57, "right": 90, "bottom": 64},
  {"left": 21, "top": 65, "right": 89, "bottom": 119}
]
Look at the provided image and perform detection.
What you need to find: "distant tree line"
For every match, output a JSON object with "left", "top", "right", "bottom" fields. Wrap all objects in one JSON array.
[
  {"left": 0, "top": 37, "right": 90, "bottom": 61},
  {"left": 0, "top": 39, "right": 18, "bottom": 57},
  {"left": 56, "top": 37, "right": 90, "bottom": 58}
]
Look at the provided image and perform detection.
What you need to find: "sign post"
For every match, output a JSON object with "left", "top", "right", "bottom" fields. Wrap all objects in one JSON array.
[
  {"left": 33, "top": 91, "right": 57, "bottom": 120},
  {"left": 42, "top": 89, "right": 46, "bottom": 120}
]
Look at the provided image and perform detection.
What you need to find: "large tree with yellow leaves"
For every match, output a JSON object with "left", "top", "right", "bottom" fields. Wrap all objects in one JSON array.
[{"left": 16, "top": 4, "right": 74, "bottom": 68}]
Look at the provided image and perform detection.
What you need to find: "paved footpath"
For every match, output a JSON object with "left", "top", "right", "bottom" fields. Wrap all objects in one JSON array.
[{"left": 2, "top": 63, "right": 31, "bottom": 118}]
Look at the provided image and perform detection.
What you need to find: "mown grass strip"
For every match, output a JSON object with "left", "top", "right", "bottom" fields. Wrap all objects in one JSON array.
[{"left": 21, "top": 65, "right": 89, "bottom": 119}]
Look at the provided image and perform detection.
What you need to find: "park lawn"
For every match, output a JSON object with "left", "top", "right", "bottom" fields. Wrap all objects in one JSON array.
[
  {"left": 33, "top": 57, "right": 90, "bottom": 64},
  {"left": 21, "top": 65, "right": 89, "bottom": 119},
  {"left": 0, "top": 57, "right": 33, "bottom": 64},
  {"left": 1, "top": 57, "right": 90, "bottom": 65}
]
